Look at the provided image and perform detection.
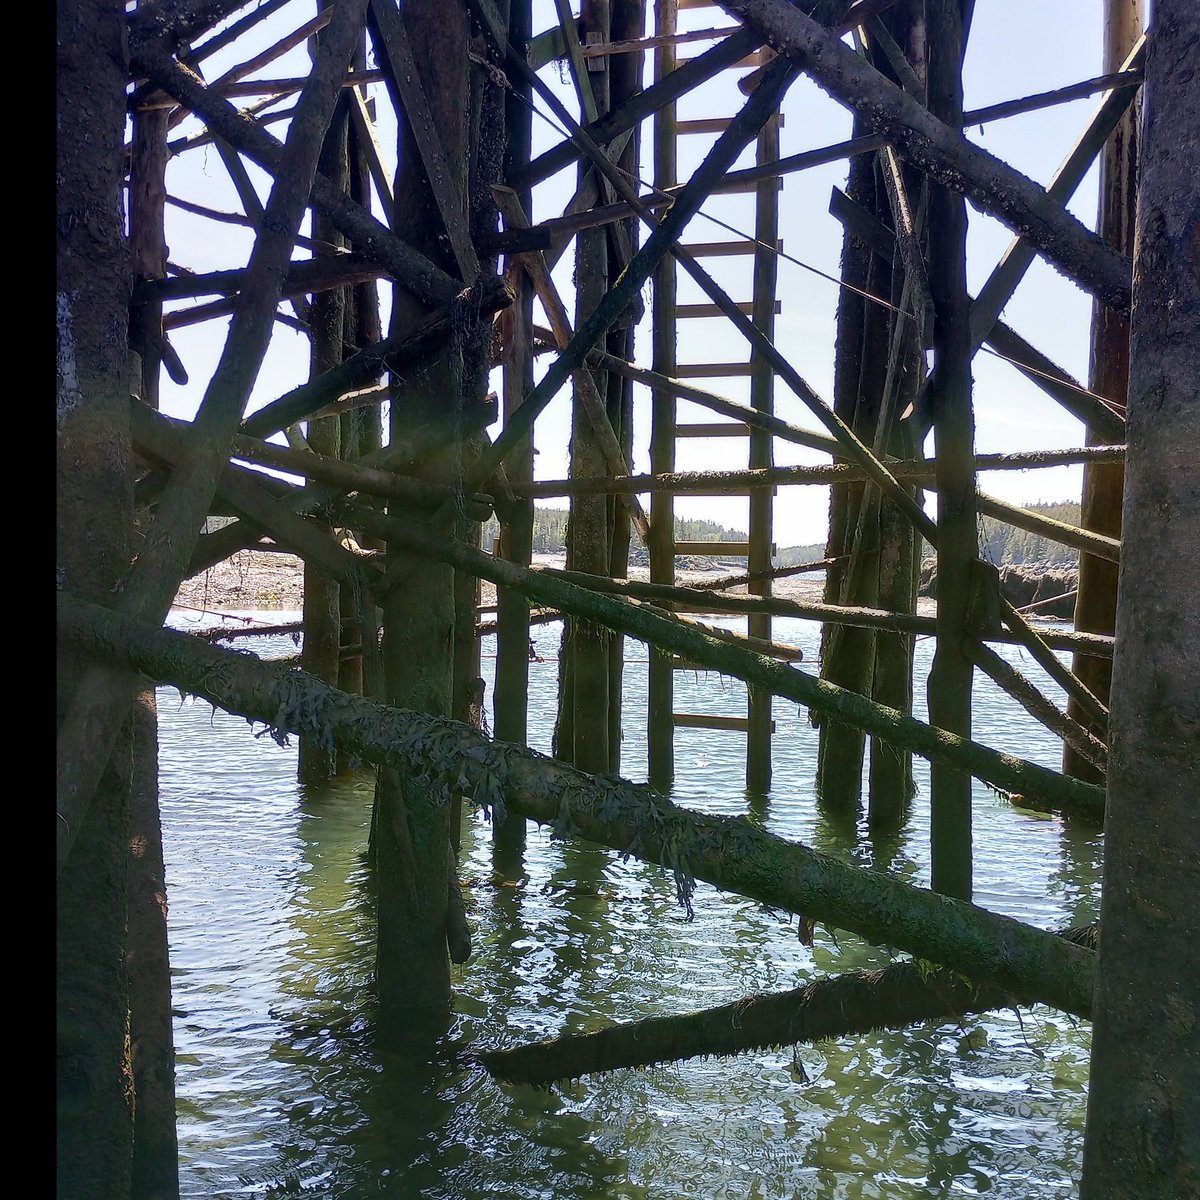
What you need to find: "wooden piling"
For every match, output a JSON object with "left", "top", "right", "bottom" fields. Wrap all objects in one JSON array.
[
  {"left": 746, "top": 108, "right": 780, "bottom": 795},
  {"left": 1066, "top": 0, "right": 1141, "bottom": 783},
  {"left": 925, "top": 0, "right": 975, "bottom": 901},
  {"left": 648, "top": 0, "right": 678, "bottom": 791}
]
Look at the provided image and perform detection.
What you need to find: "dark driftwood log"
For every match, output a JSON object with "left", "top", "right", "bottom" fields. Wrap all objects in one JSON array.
[
  {"left": 58, "top": 593, "right": 1098, "bottom": 1020},
  {"left": 478, "top": 923, "right": 1100, "bottom": 1085}
]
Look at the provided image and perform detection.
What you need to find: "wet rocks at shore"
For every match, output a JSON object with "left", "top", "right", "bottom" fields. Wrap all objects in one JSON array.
[{"left": 919, "top": 561, "right": 1078, "bottom": 619}]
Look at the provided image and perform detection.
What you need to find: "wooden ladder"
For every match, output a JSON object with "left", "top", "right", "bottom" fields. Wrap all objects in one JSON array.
[{"left": 648, "top": 0, "right": 784, "bottom": 793}]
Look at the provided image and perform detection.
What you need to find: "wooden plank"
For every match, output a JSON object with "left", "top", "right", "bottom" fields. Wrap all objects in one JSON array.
[
  {"left": 676, "top": 541, "right": 751, "bottom": 557},
  {"left": 674, "top": 421, "right": 751, "bottom": 437},
  {"left": 682, "top": 237, "right": 782, "bottom": 256},
  {"left": 678, "top": 114, "right": 784, "bottom": 133},
  {"left": 678, "top": 116, "right": 733, "bottom": 134},
  {"left": 713, "top": 175, "right": 784, "bottom": 194},
  {"left": 678, "top": 48, "right": 774, "bottom": 69},
  {"left": 673, "top": 713, "right": 752, "bottom": 731},
  {"left": 677, "top": 300, "right": 782, "bottom": 318},
  {"left": 675, "top": 362, "right": 757, "bottom": 378}
]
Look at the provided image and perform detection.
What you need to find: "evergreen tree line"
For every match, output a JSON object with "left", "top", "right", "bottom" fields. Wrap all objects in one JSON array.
[
  {"left": 482, "top": 501, "right": 1082, "bottom": 566},
  {"left": 482, "top": 507, "right": 753, "bottom": 556}
]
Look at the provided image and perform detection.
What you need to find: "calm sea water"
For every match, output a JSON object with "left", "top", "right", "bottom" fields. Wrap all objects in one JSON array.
[{"left": 160, "top": 610, "right": 1101, "bottom": 1199}]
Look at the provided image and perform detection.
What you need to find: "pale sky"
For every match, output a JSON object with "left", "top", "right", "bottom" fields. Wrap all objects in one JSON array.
[{"left": 153, "top": 1, "right": 1126, "bottom": 548}]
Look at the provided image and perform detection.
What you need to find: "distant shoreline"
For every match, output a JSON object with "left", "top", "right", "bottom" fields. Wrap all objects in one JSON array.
[
  {"left": 174, "top": 547, "right": 1077, "bottom": 626},
  {"left": 173, "top": 547, "right": 839, "bottom": 617}
]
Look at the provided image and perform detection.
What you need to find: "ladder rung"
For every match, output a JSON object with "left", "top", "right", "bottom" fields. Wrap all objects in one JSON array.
[
  {"left": 675, "top": 362, "right": 756, "bottom": 378},
  {"left": 677, "top": 117, "right": 732, "bottom": 134},
  {"left": 674, "top": 421, "right": 751, "bottom": 437},
  {"left": 682, "top": 238, "right": 783, "bottom": 257},
  {"left": 675, "top": 541, "right": 751, "bottom": 557},
  {"left": 673, "top": 713, "right": 751, "bottom": 731},
  {"left": 679, "top": 48, "right": 774, "bottom": 70},
  {"left": 677, "top": 301, "right": 782, "bottom": 319},
  {"left": 676, "top": 115, "right": 784, "bottom": 134},
  {"left": 713, "top": 176, "right": 785, "bottom": 194}
]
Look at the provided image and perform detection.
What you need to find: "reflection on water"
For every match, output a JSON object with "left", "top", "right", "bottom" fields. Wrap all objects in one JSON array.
[{"left": 161, "top": 613, "right": 1096, "bottom": 1198}]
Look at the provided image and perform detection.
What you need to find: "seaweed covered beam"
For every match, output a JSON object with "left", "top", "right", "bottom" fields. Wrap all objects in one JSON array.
[
  {"left": 359, "top": 508, "right": 1106, "bottom": 820},
  {"left": 58, "top": 594, "right": 1097, "bottom": 1018},
  {"left": 479, "top": 924, "right": 1099, "bottom": 1085}
]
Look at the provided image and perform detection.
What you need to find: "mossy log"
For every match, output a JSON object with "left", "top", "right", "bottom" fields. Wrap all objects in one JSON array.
[
  {"left": 59, "top": 594, "right": 1097, "bottom": 1018},
  {"left": 353, "top": 509, "right": 1106, "bottom": 821},
  {"left": 479, "top": 923, "right": 1099, "bottom": 1085}
]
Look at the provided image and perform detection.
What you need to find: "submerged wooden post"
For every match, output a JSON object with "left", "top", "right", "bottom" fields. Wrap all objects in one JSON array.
[
  {"left": 371, "top": 0, "right": 475, "bottom": 1019},
  {"left": 604, "top": 0, "right": 646, "bottom": 778},
  {"left": 1081, "top": 3, "right": 1200, "bottom": 1189},
  {"left": 746, "top": 107, "right": 780, "bottom": 795},
  {"left": 493, "top": 0, "right": 533, "bottom": 854},
  {"left": 816, "top": 135, "right": 877, "bottom": 815},
  {"left": 337, "top": 36, "right": 381, "bottom": 704},
  {"left": 925, "top": 0, "right": 975, "bottom": 901},
  {"left": 866, "top": 9, "right": 924, "bottom": 830},
  {"left": 300, "top": 27, "right": 348, "bottom": 784},
  {"left": 647, "top": 0, "right": 678, "bottom": 791},
  {"left": 126, "top": 65, "right": 181, "bottom": 1200},
  {"left": 559, "top": 0, "right": 614, "bottom": 776},
  {"left": 1066, "top": 0, "right": 1141, "bottom": 783}
]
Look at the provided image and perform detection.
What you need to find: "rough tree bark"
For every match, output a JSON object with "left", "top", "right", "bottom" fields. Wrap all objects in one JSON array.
[
  {"left": 126, "top": 37, "right": 181, "bottom": 1199},
  {"left": 1080, "top": 4, "right": 1200, "bottom": 1195},
  {"left": 56, "top": 0, "right": 134, "bottom": 1194}
]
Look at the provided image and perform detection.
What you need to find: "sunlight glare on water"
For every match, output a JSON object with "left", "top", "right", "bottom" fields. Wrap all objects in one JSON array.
[{"left": 161, "top": 610, "right": 1099, "bottom": 1199}]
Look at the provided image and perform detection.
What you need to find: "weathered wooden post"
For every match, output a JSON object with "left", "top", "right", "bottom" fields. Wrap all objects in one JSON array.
[
  {"left": 1065, "top": 0, "right": 1142, "bottom": 783},
  {"left": 57, "top": 0, "right": 134, "bottom": 1192},
  {"left": 370, "top": 0, "right": 478, "bottom": 1018},
  {"left": 493, "top": 0, "right": 535, "bottom": 853},
  {"left": 648, "top": 0, "right": 678, "bottom": 791},
  {"left": 300, "top": 14, "right": 349, "bottom": 784},
  {"left": 557, "top": 0, "right": 615, "bottom": 775},
  {"left": 1081, "top": 3, "right": 1200, "bottom": 1192},
  {"left": 127, "top": 35, "right": 180, "bottom": 1195}
]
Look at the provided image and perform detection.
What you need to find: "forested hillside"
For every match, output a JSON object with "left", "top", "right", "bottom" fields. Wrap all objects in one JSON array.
[{"left": 483, "top": 502, "right": 1083, "bottom": 568}]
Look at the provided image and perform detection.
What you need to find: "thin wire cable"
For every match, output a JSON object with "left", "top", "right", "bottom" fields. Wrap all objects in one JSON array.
[{"left": 515, "top": 80, "right": 1124, "bottom": 414}]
